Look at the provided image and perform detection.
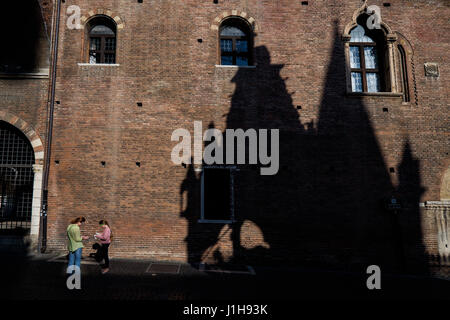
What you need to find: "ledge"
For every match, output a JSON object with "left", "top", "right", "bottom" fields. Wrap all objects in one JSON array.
[
  {"left": 77, "top": 63, "right": 120, "bottom": 67},
  {"left": 346, "top": 92, "right": 403, "bottom": 98},
  {"left": 0, "top": 72, "right": 49, "bottom": 79},
  {"left": 419, "top": 201, "right": 450, "bottom": 208},
  {"left": 215, "top": 65, "right": 256, "bottom": 69},
  {"left": 198, "top": 219, "right": 235, "bottom": 224}
]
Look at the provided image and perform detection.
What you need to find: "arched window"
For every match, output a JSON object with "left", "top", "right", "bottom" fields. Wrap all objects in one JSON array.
[
  {"left": 344, "top": 10, "right": 398, "bottom": 94},
  {"left": 349, "top": 25, "right": 384, "bottom": 93},
  {"left": 219, "top": 18, "right": 253, "bottom": 66},
  {"left": 87, "top": 17, "right": 116, "bottom": 64}
]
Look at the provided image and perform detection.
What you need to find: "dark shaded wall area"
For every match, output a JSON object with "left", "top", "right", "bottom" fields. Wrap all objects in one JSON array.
[
  {"left": 0, "top": 0, "right": 51, "bottom": 73},
  {"left": 181, "top": 36, "right": 427, "bottom": 274}
]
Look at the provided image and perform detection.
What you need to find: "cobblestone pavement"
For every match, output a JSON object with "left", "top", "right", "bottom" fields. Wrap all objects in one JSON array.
[{"left": 1, "top": 252, "right": 450, "bottom": 300}]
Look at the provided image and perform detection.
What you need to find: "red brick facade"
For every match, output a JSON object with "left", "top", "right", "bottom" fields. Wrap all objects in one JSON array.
[{"left": 1, "top": 0, "right": 449, "bottom": 275}]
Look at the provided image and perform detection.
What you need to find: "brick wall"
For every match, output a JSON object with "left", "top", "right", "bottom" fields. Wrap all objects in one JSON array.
[{"left": 15, "top": 0, "right": 448, "bottom": 274}]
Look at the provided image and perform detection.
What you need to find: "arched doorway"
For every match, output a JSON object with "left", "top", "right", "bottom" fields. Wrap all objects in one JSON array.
[{"left": 0, "top": 121, "right": 35, "bottom": 235}]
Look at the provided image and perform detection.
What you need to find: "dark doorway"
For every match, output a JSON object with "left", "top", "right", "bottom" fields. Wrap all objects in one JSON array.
[{"left": 0, "top": 121, "right": 35, "bottom": 235}]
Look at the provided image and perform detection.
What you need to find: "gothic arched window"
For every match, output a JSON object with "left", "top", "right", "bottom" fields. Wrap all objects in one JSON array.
[{"left": 349, "top": 25, "right": 383, "bottom": 93}]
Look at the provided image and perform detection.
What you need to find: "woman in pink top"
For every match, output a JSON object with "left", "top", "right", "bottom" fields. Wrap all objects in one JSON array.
[{"left": 95, "top": 220, "right": 112, "bottom": 274}]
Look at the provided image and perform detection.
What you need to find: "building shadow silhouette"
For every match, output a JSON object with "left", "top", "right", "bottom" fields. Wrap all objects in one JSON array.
[{"left": 180, "top": 22, "right": 427, "bottom": 275}]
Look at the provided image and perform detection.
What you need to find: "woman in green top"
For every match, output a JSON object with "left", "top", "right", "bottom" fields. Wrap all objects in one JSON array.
[{"left": 67, "top": 216, "right": 89, "bottom": 273}]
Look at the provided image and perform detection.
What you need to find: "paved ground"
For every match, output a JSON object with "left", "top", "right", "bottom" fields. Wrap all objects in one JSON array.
[{"left": 1, "top": 250, "right": 449, "bottom": 301}]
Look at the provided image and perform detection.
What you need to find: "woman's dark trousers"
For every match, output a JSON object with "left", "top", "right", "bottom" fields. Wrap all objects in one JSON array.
[{"left": 99, "top": 243, "right": 110, "bottom": 268}]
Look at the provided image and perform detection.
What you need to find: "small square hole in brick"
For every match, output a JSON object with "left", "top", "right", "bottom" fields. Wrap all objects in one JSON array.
[
  {"left": 101, "top": 161, "right": 106, "bottom": 167},
  {"left": 138, "top": 0, "right": 143, "bottom": 3},
  {"left": 383, "top": 108, "right": 388, "bottom": 112},
  {"left": 297, "top": 105, "right": 302, "bottom": 110},
  {"left": 301, "top": 1, "right": 309, "bottom": 5},
  {"left": 197, "top": 39, "right": 203, "bottom": 43},
  {"left": 383, "top": 3, "right": 391, "bottom": 7},
  {"left": 389, "top": 167, "right": 395, "bottom": 173},
  {"left": 136, "top": 162, "right": 141, "bottom": 167},
  {"left": 213, "top": 0, "right": 218, "bottom": 3},
  {"left": 55, "top": 160, "right": 60, "bottom": 165},
  {"left": 137, "top": 102, "right": 143, "bottom": 107}
]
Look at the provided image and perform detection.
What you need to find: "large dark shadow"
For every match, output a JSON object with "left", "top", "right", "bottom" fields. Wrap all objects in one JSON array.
[
  {"left": 0, "top": 227, "right": 30, "bottom": 300},
  {"left": 180, "top": 21, "right": 428, "bottom": 276},
  {"left": 0, "top": 0, "right": 50, "bottom": 73}
]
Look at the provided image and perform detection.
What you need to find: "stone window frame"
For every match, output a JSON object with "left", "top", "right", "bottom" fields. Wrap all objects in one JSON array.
[
  {"left": 342, "top": 5, "right": 404, "bottom": 98},
  {"left": 211, "top": 11, "right": 258, "bottom": 68},
  {"left": 79, "top": 10, "right": 124, "bottom": 66},
  {"left": 219, "top": 17, "right": 254, "bottom": 67}
]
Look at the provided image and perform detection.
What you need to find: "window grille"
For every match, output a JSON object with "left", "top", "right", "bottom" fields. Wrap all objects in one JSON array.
[{"left": 0, "top": 122, "right": 35, "bottom": 232}]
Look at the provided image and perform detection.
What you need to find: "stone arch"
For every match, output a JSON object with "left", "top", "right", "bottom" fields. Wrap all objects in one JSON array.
[
  {"left": 342, "top": 2, "right": 399, "bottom": 93},
  {"left": 80, "top": 12, "right": 122, "bottom": 64},
  {"left": 80, "top": 9, "right": 124, "bottom": 30},
  {"left": 395, "top": 32, "right": 413, "bottom": 56},
  {"left": 211, "top": 11, "right": 258, "bottom": 32},
  {"left": 0, "top": 111, "right": 44, "bottom": 241},
  {"left": 0, "top": 111, "right": 44, "bottom": 164},
  {"left": 342, "top": 2, "right": 396, "bottom": 41}
]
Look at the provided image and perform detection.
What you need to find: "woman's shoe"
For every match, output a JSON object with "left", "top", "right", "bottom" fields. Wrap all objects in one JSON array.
[{"left": 101, "top": 268, "right": 110, "bottom": 274}]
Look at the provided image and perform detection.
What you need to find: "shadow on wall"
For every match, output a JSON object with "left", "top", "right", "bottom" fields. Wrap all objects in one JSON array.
[
  {"left": 180, "top": 22, "right": 428, "bottom": 275},
  {"left": 0, "top": 0, "right": 50, "bottom": 73},
  {"left": 0, "top": 227, "right": 30, "bottom": 299}
]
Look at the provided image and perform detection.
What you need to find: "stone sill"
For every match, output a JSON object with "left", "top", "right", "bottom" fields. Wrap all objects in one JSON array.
[
  {"left": 198, "top": 219, "right": 235, "bottom": 224},
  {"left": 215, "top": 65, "right": 256, "bottom": 69},
  {"left": 420, "top": 201, "right": 450, "bottom": 208},
  {"left": 77, "top": 63, "right": 120, "bottom": 67},
  {"left": 346, "top": 91, "right": 403, "bottom": 98}
]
